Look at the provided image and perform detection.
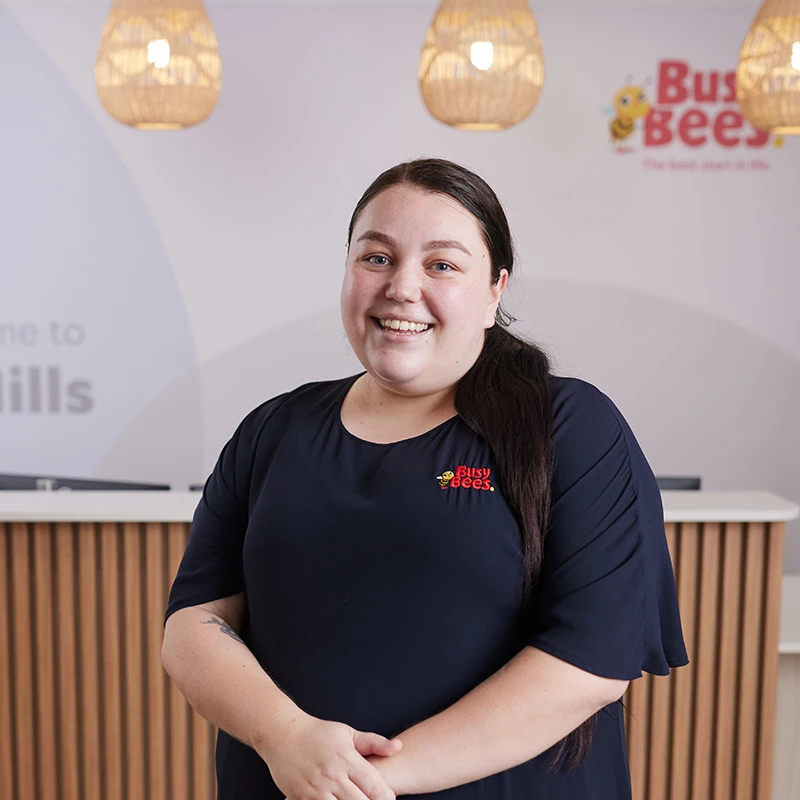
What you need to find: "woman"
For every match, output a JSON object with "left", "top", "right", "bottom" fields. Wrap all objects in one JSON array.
[{"left": 162, "top": 158, "right": 688, "bottom": 800}]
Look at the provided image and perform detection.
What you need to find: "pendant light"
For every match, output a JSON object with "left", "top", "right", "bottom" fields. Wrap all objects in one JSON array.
[
  {"left": 95, "top": 0, "right": 222, "bottom": 130},
  {"left": 419, "top": 0, "right": 544, "bottom": 131},
  {"left": 737, "top": 0, "right": 800, "bottom": 134}
]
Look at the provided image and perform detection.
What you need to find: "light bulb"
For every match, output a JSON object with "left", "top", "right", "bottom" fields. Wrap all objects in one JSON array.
[
  {"left": 147, "top": 39, "right": 171, "bottom": 69},
  {"left": 792, "top": 41, "right": 800, "bottom": 70},
  {"left": 470, "top": 41, "right": 494, "bottom": 71}
]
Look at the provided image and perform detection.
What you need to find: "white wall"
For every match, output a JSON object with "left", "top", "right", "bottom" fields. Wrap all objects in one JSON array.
[{"left": 1, "top": 1, "right": 798, "bottom": 567}]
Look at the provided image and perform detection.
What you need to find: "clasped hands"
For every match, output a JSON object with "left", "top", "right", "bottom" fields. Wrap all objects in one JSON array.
[{"left": 262, "top": 712, "right": 410, "bottom": 800}]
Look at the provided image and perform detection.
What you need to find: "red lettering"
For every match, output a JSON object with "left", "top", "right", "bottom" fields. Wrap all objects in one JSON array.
[
  {"left": 678, "top": 109, "right": 708, "bottom": 146},
  {"left": 645, "top": 106, "right": 771, "bottom": 149},
  {"left": 713, "top": 110, "right": 743, "bottom": 147},
  {"left": 482, "top": 468, "right": 491, "bottom": 480},
  {"left": 745, "top": 124, "right": 769, "bottom": 147},
  {"left": 473, "top": 479, "right": 483, "bottom": 489},
  {"left": 722, "top": 71, "right": 737, "bottom": 103},
  {"left": 482, "top": 480, "right": 491, "bottom": 491},
  {"left": 644, "top": 109, "right": 673, "bottom": 146},
  {"left": 455, "top": 465, "right": 467, "bottom": 478},
  {"left": 462, "top": 477, "right": 472, "bottom": 488},
  {"left": 658, "top": 60, "right": 690, "bottom": 104},
  {"left": 693, "top": 71, "right": 720, "bottom": 102},
  {"left": 450, "top": 477, "right": 461, "bottom": 488}
]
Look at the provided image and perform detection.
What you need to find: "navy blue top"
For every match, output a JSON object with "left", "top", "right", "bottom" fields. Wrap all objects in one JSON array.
[{"left": 165, "top": 373, "right": 688, "bottom": 800}]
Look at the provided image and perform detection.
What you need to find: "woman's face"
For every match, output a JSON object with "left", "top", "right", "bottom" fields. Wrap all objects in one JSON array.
[{"left": 341, "top": 184, "right": 507, "bottom": 398}]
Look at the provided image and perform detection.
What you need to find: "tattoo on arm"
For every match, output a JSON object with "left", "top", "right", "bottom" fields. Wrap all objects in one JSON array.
[{"left": 201, "top": 617, "right": 245, "bottom": 645}]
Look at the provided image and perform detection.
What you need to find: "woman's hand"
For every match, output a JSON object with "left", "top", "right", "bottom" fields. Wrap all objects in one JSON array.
[{"left": 260, "top": 713, "right": 403, "bottom": 800}]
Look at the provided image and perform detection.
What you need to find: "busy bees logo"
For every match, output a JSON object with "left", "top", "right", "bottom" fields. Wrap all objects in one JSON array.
[
  {"left": 603, "top": 60, "right": 785, "bottom": 169},
  {"left": 605, "top": 79, "right": 652, "bottom": 153},
  {"left": 437, "top": 466, "right": 495, "bottom": 491}
]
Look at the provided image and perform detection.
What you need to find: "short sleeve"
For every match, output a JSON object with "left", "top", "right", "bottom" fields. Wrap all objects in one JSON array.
[
  {"left": 164, "top": 399, "right": 282, "bottom": 624},
  {"left": 527, "top": 378, "right": 689, "bottom": 680}
]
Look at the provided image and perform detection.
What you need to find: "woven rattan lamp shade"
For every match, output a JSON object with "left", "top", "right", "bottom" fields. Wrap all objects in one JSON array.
[
  {"left": 419, "top": 0, "right": 544, "bottom": 130},
  {"left": 95, "top": 0, "right": 222, "bottom": 130},
  {"left": 737, "top": 0, "right": 800, "bottom": 134}
]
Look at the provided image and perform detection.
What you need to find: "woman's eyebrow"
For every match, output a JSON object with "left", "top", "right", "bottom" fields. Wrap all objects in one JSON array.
[
  {"left": 356, "top": 230, "right": 471, "bottom": 256},
  {"left": 424, "top": 239, "right": 472, "bottom": 256},
  {"left": 356, "top": 230, "right": 396, "bottom": 247}
]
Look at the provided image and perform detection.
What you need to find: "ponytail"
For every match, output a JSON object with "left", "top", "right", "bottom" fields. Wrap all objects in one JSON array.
[{"left": 455, "top": 323, "right": 596, "bottom": 772}]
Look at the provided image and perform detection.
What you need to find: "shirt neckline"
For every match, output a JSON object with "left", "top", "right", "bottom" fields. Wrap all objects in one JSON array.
[{"left": 335, "top": 372, "right": 460, "bottom": 447}]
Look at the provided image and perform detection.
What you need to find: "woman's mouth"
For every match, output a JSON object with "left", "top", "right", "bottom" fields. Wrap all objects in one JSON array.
[{"left": 374, "top": 318, "right": 431, "bottom": 334}]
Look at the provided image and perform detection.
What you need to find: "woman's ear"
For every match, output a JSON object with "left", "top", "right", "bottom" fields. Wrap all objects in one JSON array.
[{"left": 485, "top": 268, "right": 509, "bottom": 327}]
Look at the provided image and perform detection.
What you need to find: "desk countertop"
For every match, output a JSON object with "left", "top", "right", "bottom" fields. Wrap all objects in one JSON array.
[{"left": 0, "top": 489, "right": 796, "bottom": 523}]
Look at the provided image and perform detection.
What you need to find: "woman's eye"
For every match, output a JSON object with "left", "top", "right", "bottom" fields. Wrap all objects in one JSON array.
[
  {"left": 366, "top": 255, "right": 390, "bottom": 266},
  {"left": 431, "top": 262, "right": 453, "bottom": 272}
]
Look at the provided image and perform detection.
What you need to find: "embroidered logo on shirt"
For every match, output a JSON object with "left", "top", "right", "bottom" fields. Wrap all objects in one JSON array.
[{"left": 436, "top": 466, "right": 495, "bottom": 491}]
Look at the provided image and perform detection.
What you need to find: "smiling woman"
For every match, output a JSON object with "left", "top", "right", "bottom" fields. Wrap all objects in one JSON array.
[{"left": 161, "top": 158, "right": 688, "bottom": 800}]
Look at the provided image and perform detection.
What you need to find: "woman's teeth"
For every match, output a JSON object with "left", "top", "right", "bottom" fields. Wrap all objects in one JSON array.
[{"left": 378, "top": 319, "right": 430, "bottom": 332}]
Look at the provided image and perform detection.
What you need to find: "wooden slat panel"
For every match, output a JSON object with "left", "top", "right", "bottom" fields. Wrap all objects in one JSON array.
[
  {"left": 735, "top": 522, "right": 766, "bottom": 800},
  {"left": 33, "top": 523, "right": 58, "bottom": 800},
  {"left": 100, "top": 523, "right": 124, "bottom": 799},
  {"left": 78, "top": 523, "right": 102, "bottom": 800},
  {"left": 209, "top": 727, "right": 218, "bottom": 800},
  {"left": 757, "top": 523, "right": 785, "bottom": 800},
  {"left": 146, "top": 523, "right": 168, "bottom": 800},
  {"left": 123, "top": 523, "right": 146, "bottom": 800},
  {"left": 167, "top": 524, "right": 191, "bottom": 800},
  {"left": 56, "top": 522, "right": 80, "bottom": 800},
  {"left": 692, "top": 522, "right": 721, "bottom": 800},
  {"left": 670, "top": 522, "right": 698, "bottom": 800},
  {"left": 626, "top": 668, "right": 651, "bottom": 800},
  {"left": 713, "top": 522, "right": 744, "bottom": 800},
  {"left": 0, "top": 526, "right": 15, "bottom": 800},
  {"left": 648, "top": 675, "right": 672, "bottom": 800},
  {"left": 193, "top": 704, "right": 216, "bottom": 800},
  {"left": 11, "top": 514, "right": 789, "bottom": 800},
  {"left": 12, "top": 523, "right": 37, "bottom": 800}
]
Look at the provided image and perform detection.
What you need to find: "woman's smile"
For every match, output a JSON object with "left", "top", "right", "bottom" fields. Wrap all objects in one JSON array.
[
  {"left": 372, "top": 317, "right": 434, "bottom": 340},
  {"left": 375, "top": 317, "right": 431, "bottom": 333}
]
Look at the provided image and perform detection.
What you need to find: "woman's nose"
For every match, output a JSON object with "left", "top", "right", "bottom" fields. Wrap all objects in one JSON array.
[{"left": 384, "top": 264, "right": 422, "bottom": 303}]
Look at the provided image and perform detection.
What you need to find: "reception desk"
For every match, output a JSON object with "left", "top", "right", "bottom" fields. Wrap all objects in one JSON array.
[{"left": 0, "top": 490, "right": 797, "bottom": 800}]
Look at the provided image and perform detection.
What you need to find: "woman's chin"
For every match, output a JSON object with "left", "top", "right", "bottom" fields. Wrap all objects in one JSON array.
[{"left": 362, "top": 359, "right": 430, "bottom": 391}]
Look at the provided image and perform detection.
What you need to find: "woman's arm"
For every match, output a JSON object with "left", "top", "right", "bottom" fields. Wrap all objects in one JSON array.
[
  {"left": 162, "top": 595, "right": 403, "bottom": 800},
  {"left": 161, "top": 593, "right": 309, "bottom": 756},
  {"left": 368, "top": 645, "right": 629, "bottom": 796}
]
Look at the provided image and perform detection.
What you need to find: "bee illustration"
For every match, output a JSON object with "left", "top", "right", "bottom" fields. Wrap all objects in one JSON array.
[
  {"left": 606, "top": 79, "right": 651, "bottom": 151},
  {"left": 437, "top": 470, "right": 455, "bottom": 489}
]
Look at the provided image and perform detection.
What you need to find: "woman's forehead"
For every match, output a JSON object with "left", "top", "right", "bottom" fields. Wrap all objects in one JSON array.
[{"left": 354, "top": 185, "right": 484, "bottom": 246}]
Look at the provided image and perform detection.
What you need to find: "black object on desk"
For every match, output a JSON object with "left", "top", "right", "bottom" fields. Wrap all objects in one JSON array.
[{"left": 656, "top": 476, "right": 702, "bottom": 491}]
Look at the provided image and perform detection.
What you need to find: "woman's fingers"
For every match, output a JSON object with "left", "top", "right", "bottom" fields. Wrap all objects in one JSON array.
[
  {"left": 352, "top": 731, "right": 403, "bottom": 757},
  {"left": 344, "top": 760, "right": 396, "bottom": 800}
]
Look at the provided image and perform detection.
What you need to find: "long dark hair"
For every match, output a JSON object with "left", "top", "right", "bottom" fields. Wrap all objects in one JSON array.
[{"left": 347, "top": 158, "right": 594, "bottom": 771}]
